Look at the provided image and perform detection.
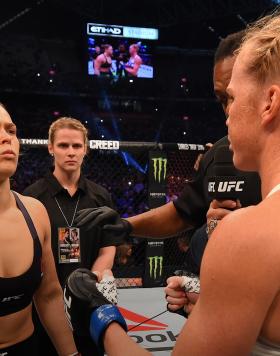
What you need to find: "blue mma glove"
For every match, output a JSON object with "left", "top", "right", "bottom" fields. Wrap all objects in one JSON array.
[{"left": 64, "top": 268, "right": 127, "bottom": 351}]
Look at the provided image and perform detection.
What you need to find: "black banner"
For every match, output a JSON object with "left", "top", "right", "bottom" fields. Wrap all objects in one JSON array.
[
  {"left": 143, "top": 151, "right": 167, "bottom": 287},
  {"left": 144, "top": 241, "right": 165, "bottom": 287},
  {"left": 148, "top": 151, "right": 168, "bottom": 208}
]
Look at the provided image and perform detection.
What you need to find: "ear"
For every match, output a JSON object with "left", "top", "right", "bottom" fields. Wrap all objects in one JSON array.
[
  {"left": 48, "top": 144, "right": 54, "bottom": 155},
  {"left": 261, "top": 85, "right": 280, "bottom": 127}
]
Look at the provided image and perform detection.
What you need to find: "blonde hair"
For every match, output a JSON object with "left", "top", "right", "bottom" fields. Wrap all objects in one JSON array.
[
  {"left": 48, "top": 117, "right": 88, "bottom": 147},
  {"left": 238, "top": 13, "right": 280, "bottom": 83}
]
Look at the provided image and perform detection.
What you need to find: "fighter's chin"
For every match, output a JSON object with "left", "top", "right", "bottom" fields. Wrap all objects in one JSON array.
[
  {"left": 227, "top": 136, "right": 233, "bottom": 152},
  {"left": 62, "top": 165, "right": 79, "bottom": 172},
  {"left": 0, "top": 164, "right": 17, "bottom": 180},
  {"left": 232, "top": 154, "right": 256, "bottom": 172}
]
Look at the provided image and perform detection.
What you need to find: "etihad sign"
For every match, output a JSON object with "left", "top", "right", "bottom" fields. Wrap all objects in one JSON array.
[
  {"left": 88, "top": 25, "right": 123, "bottom": 36},
  {"left": 87, "top": 23, "right": 159, "bottom": 40}
]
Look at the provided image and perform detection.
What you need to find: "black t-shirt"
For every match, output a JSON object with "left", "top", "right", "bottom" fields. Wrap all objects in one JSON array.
[
  {"left": 23, "top": 172, "right": 115, "bottom": 286},
  {"left": 173, "top": 136, "right": 262, "bottom": 227}
]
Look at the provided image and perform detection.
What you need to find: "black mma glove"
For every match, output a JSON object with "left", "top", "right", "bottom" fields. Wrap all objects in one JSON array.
[
  {"left": 74, "top": 207, "right": 133, "bottom": 243},
  {"left": 64, "top": 268, "right": 127, "bottom": 353}
]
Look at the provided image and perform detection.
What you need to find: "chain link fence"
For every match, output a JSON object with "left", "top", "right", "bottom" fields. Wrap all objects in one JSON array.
[{"left": 12, "top": 140, "right": 203, "bottom": 288}]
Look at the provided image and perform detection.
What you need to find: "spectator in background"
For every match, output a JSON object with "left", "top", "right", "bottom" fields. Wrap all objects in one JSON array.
[
  {"left": 193, "top": 142, "right": 213, "bottom": 172},
  {"left": 177, "top": 235, "right": 190, "bottom": 253},
  {"left": 93, "top": 45, "right": 101, "bottom": 59},
  {"left": 115, "top": 244, "right": 133, "bottom": 266}
]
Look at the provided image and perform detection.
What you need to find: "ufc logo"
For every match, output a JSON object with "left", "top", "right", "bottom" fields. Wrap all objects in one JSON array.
[
  {"left": 1, "top": 294, "right": 23, "bottom": 302},
  {"left": 217, "top": 181, "right": 244, "bottom": 192}
]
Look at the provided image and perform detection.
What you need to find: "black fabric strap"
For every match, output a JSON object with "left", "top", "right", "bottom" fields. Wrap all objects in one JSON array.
[{"left": 12, "top": 192, "right": 41, "bottom": 249}]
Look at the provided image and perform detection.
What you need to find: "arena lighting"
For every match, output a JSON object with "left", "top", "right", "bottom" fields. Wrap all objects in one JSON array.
[
  {"left": 85, "top": 120, "right": 88, "bottom": 124},
  {"left": 129, "top": 79, "right": 134, "bottom": 83},
  {"left": 36, "top": 73, "right": 40, "bottom": 77},
  {"left": 100, "top": 119, "right": 104, "bottom": 122},
  {"left": 236, "top": 14, "right": 248, "bottom": 26},
  {"left": 207, "top": 25, "right": 223, "bottom": 41},
  {"left": 0, "top": 0, "right": 45, "bottom": 31},
  {"left": 101, "top": 134, "right": 104, "bottom": 138},
  {"left": 183, "top": 132, "right": 187, "bottom": 135},
  {"left": 155, "top": 108, "right": 158, "bottom": 111},
  {"left": 49, "top": 79, "right": 53, "bottom": 83}
]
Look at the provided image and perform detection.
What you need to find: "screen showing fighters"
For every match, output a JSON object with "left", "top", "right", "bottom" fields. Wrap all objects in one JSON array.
[{"left": 87, "top": 23, "right": 158, "bottom": 79}]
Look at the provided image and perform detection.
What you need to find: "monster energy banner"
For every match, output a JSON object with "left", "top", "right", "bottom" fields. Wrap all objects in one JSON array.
[
  {"left": 148, "top": 151, "right": 167, "bottom": 208},
  {"left": 143, "top": 152, "right": 167, "bottom": 287},
  {"left": 143, "top": 241, "right": 165, "bottom": 287}
]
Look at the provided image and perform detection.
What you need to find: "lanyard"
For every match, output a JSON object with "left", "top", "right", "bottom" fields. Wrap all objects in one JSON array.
[{"left": 54, "top": 195, "right": 80, "bottom": 228}]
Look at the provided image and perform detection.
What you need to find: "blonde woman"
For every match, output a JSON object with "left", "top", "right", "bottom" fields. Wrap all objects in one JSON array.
[{"left": 24, "top": 117, "right": 117, "bottom": 355}]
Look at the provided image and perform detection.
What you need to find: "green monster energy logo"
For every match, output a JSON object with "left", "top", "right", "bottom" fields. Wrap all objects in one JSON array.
[
  {"left": 152, "top": 158, "right": 167, "bottom": 183},
  {"left": 148, "top": 256, "right": 163, "bottom": 279}
]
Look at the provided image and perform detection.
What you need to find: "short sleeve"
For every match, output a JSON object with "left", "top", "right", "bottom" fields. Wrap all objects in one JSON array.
[{"left": 173, "top": 161, "right": 208, "bottom": 227}]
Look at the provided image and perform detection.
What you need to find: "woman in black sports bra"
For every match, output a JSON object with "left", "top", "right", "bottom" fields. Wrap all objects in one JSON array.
[
  {"left": 94, "top": 44, "right": 113, "bottom": 76},
  {"left": 0, "top": 104, "right": 79, "bottom": 355}
]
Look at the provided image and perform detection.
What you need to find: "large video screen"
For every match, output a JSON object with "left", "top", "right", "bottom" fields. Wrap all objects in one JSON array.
[{"left": 87, "top": 23, "right": 158, "bottom": 79}]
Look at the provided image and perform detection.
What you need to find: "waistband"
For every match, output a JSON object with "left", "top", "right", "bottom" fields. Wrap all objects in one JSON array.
[{"left": 0, "top": 333, "right": 36, "bottom": 356}]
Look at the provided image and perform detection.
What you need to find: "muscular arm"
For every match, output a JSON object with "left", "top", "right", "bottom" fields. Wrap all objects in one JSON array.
[
  {"left": 104, "top": 323, "right": 150, "bottom": 356},
  {"left": 94, "top": 55, "right": 103, "bottom": 76},
  {"left": 173, "top": 207, "right": 280, "bottom": 356},
  {"left": 32, "top": 202, "right": 77, "bottom": 355},
  {"left": 91, "top": 246, "right": 116, "bottom": 273},
  {"left": 127, "top": 202, "right": 190, "bottom": 238}
]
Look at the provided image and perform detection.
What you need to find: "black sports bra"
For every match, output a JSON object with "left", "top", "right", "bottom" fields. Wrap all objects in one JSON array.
[
  {"left": 100, "top": 54, "right": 112, "bottom": 69},
  {"left": 0, "top": 192, "right": 42, "bottom": 317}
]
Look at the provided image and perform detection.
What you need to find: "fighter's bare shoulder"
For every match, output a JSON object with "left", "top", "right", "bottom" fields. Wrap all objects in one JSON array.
[
  {"left": 217, "top": 196, "right": 280, "bottom": 242},
  {"left": 16, "top": 193, "right": 50, "bottom": 235},
  {"left": 208, "top": 198, "right": 280, "bottom": 271},
  {"left": 200, "top": 200, "right": 280, "bottom": 300}
]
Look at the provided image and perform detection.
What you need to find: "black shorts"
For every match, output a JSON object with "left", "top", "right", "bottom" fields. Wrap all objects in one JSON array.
[{"left": 0, "top": 333, "right": 36, "bottom": 356}]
